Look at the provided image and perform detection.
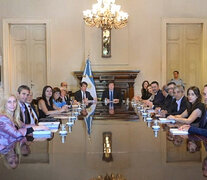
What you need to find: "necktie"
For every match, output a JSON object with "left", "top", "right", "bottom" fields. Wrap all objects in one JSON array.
[
  {"left": 83, "top": 92, "right": 86, "bottom": 100},
  {"left": 24, "top": 103, "right": 31, "bottom": 124},
  {"left": 110, "top": 91, "right": 113, "bottom": 101},
  {"left": 109, "top": 102, "right": 114, "bottom": 109},
  {"left": 28, "top": 105, "right": 38, "bottom": 125}
]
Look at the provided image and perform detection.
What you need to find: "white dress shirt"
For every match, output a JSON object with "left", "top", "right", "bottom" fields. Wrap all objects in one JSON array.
[
  {"left": 176, "top": 96, "right": 184, "bottom": 111},
  {"left": 81, "top": 91, "right": 86, "bottom": 100}
]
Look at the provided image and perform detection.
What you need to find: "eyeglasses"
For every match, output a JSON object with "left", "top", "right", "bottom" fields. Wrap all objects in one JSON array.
[{"left": 173, "top": 91, "right": 181, "bottom": 94}]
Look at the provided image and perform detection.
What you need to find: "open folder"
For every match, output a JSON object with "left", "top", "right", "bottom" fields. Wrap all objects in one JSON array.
[{"left": 170, "top": 128, "right": 188, "bottom": 135}]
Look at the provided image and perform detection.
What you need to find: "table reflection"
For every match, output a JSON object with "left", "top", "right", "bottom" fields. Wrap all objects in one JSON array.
[{"left": 0, "top": 102, "right": 207, "bottom": 179}]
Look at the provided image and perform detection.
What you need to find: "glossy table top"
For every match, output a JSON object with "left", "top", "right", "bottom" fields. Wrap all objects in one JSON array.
[{"left": 0, "top": 102, "right": 207, "bottom": 180}]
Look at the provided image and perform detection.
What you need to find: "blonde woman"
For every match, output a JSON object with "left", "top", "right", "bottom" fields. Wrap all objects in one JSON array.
[{"left": 0, "top": 95, "right": 48, "bottom": 150}]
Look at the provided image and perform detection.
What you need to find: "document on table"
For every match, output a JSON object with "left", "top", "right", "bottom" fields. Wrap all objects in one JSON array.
[
  {"left": 39, "top": 122, "right": 60, "bottom": 129},
  {"left": 158, "top": 118, "right": 175, "bottom": 123},
  {"left": 170, "top": 128, "right": 188, "bottom": 135},
  {"left": 33, "top": 130, "right": 52, "bottom": 138}
]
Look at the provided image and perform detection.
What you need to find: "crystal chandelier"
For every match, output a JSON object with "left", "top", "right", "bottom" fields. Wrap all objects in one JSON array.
[{"left": 83, "top": 0, "right": 128, "bottom": 29}]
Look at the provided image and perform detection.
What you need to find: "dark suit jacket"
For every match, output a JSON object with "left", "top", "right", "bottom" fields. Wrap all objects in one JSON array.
[
  {"left": 101, "top": 88, "right": 121, "bottom": 101},
  {"left": 188, "top": 126, "right": 207, "bottom": 137},
  {"left": 161, "top": 95, "right": 173, "bottom": 111},
  {"left": 30, "top": 103, "right": 39, "bottom": 119},
  {"left": 20, "top": 104, "right": 31, "bottom": 124},
  {"left": 74, "top": 90, "right": 93, "bottom": 102},
  {"left": 63, "top": 95, "right": 71, "bottom": 105},
  {"left": 153, "top": 90, "right": 165, "bottom": 108},
  {"left": 168, "top": 96, "right": 187, "bottom": 115}
]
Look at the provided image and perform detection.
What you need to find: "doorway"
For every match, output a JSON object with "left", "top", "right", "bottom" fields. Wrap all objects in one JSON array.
[{"left": 3, "top": 19, "right": 51, "bottom": 97}]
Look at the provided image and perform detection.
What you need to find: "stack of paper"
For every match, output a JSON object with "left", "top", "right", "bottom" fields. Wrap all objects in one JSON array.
[
  {"left": 33, "top": 130, "right": 52, "bottom": 138},
  {"left": 39, "top": 122, "right": 60, "bottom": 129},
  {"left": 159, "top": 118, "right": 175, "bottom": 124},
  {"left": 170, "top": 128, "right": 188, "bottom": 135},
  {"left": 38, "top": 122, "right": 60, "bottom": 132},
  {"left": 147, "top": 109, "right": 155, "bottom": 113}
]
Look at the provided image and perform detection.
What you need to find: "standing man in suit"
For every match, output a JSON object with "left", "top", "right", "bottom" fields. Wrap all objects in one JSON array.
[
  {"left": 145, "top": 81, "right": 165, "bottom": 109},
  {"left": 170, "top": 71, "right": 184, "bottom": 86},
  {"left": 74, "top": 81, "right": 94, "bottom": 103},
  {"left": 17, "top": 85, "right": 31, "bottom": 124},
  {"left": 101, "top": 81, "right": 121, "bottom": 103},
  {"left": 25, "top": 91, "right": 39, "bottom": 125}
]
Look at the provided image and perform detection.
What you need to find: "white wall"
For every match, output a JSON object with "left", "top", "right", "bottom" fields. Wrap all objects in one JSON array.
[{"left": 0, "top": 0, "right": 207, "bottom": 95}]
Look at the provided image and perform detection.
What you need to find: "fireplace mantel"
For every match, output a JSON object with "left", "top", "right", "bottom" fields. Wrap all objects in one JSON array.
[{"left": 74, "top": 70, "right": 140, "bottom": 100}]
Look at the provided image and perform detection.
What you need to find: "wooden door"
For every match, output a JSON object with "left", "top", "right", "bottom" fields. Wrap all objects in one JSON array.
[
  {"left": 166, "top": 23, "right": 202, "bottom": 90},
  {"left": 10, "top": 24, "right": 46, "bottom": 97}
]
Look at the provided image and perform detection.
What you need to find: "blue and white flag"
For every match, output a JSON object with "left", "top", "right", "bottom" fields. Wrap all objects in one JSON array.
[
  {"left": 82, "top": 59, "right": 97, "bottom": 99},
  {"left": 84, "top": 103, "right": 97, "bottom": 135}
]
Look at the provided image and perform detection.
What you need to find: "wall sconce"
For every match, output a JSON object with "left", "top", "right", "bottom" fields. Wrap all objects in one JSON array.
[
  {"left": 102, "top": 132, "right": 113, "bottom": 162},
  {"left": 102, "top": 29, "right": 111, "bottom": 58}
]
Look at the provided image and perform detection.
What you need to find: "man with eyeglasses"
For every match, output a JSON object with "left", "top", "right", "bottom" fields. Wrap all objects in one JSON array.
[
  {"left": 168, "top": 85, "right": 187, "bottom": 115},
  {"left": 158, "top": 82, "right": 176, "bottom": 116}
]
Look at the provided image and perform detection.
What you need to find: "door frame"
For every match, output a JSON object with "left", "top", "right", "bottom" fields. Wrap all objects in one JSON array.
[
  {"left": 2, "top": 18, "right": 51, "bottom": 95},
  {"left": 161, "top": 18, "right": 207, "bottom": 86}
]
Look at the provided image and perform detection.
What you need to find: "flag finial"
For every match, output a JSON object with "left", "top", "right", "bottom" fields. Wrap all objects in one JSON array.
[{"left": 87, "top": 50, "right": 90, "bottom": 59}]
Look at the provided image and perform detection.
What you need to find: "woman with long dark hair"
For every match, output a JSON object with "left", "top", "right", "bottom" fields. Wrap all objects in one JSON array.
[
  {"left": 53, "top": 87, "right": 67, "bottom": 108},
  {"left": 38, "top": 86, "right": 67, "bottom": 118},
  {"left": 168, "top": 86, "right": 205, "bottom": 125},
  {"left": 141, "top": 80, "right": 150, "bottom": 100}
]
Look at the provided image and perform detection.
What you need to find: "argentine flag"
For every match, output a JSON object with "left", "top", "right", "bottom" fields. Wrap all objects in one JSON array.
[
  {"left": 82, "top": 59, "right": 97, "bottom": 99},
  {"left": 84, "top": 103, "right": 97, "bottom": 136}
]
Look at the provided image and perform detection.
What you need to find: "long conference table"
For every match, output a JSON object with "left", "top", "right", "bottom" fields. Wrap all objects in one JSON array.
[{"left": 0, "top": 102, "right": 207, "bottom": 180}]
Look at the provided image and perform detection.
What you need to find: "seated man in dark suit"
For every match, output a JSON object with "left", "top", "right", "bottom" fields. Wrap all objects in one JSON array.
[
  {"left": 17, "top": 85, "right": 32, "bottom": 124},
  {"left": 159, "top": 82, "right": 176, "bottom": 115},
  {"left": 74, "top": 81, "right": 93, "bottom": 103},
  {"left": 145, "top": 81, "right": 165, "bottom": 109},
  {"left": 101, "top": 81, "right": 121, "bottom": 104},
  {"left": 160, "top": 85, "right": 187, "bottom": 117},
  {"left": 169, "top": 85, "right": 187, "bottom": 115}
]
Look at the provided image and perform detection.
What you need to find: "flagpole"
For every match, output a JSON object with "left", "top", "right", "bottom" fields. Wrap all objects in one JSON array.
[{"left": 87, "top": 50, "right": 90, "bottom": 61}]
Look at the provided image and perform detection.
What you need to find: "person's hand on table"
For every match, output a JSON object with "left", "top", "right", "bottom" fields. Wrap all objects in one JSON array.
[
  {"left": 113, "top": 99, "right": 119, "bottom": 104},
  {"left": 105, "top": 99, "right": 110, "bottom": 103},
  {"left": 155, "top": 107, "right": 161, "bottom": 112},
  {"left": 160, "top": 110, "right": 167, "bottom": 117},
  {"left": 167, "top": 115, "right": 176, "bottom": 120},
  {"left": 133, "top": 96, "right": 141, "bottom": 101},
  {"left": 59, "top": 106, "right": 68, "bottom": 112},
  {"left": 33, "top": 125, "right": 49, "bottom": 131},
  {"left": 83, "top": 98, "right": 89, "bottom": 103},
  {"left": 179, "top": 125, "right": 190, "bottom": 131},
  {"left": 144, "top": 100, "right": 153, "bottom": 108},
  {"left": 73, "top": 100, "right": 78, "bottom": 105}
]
